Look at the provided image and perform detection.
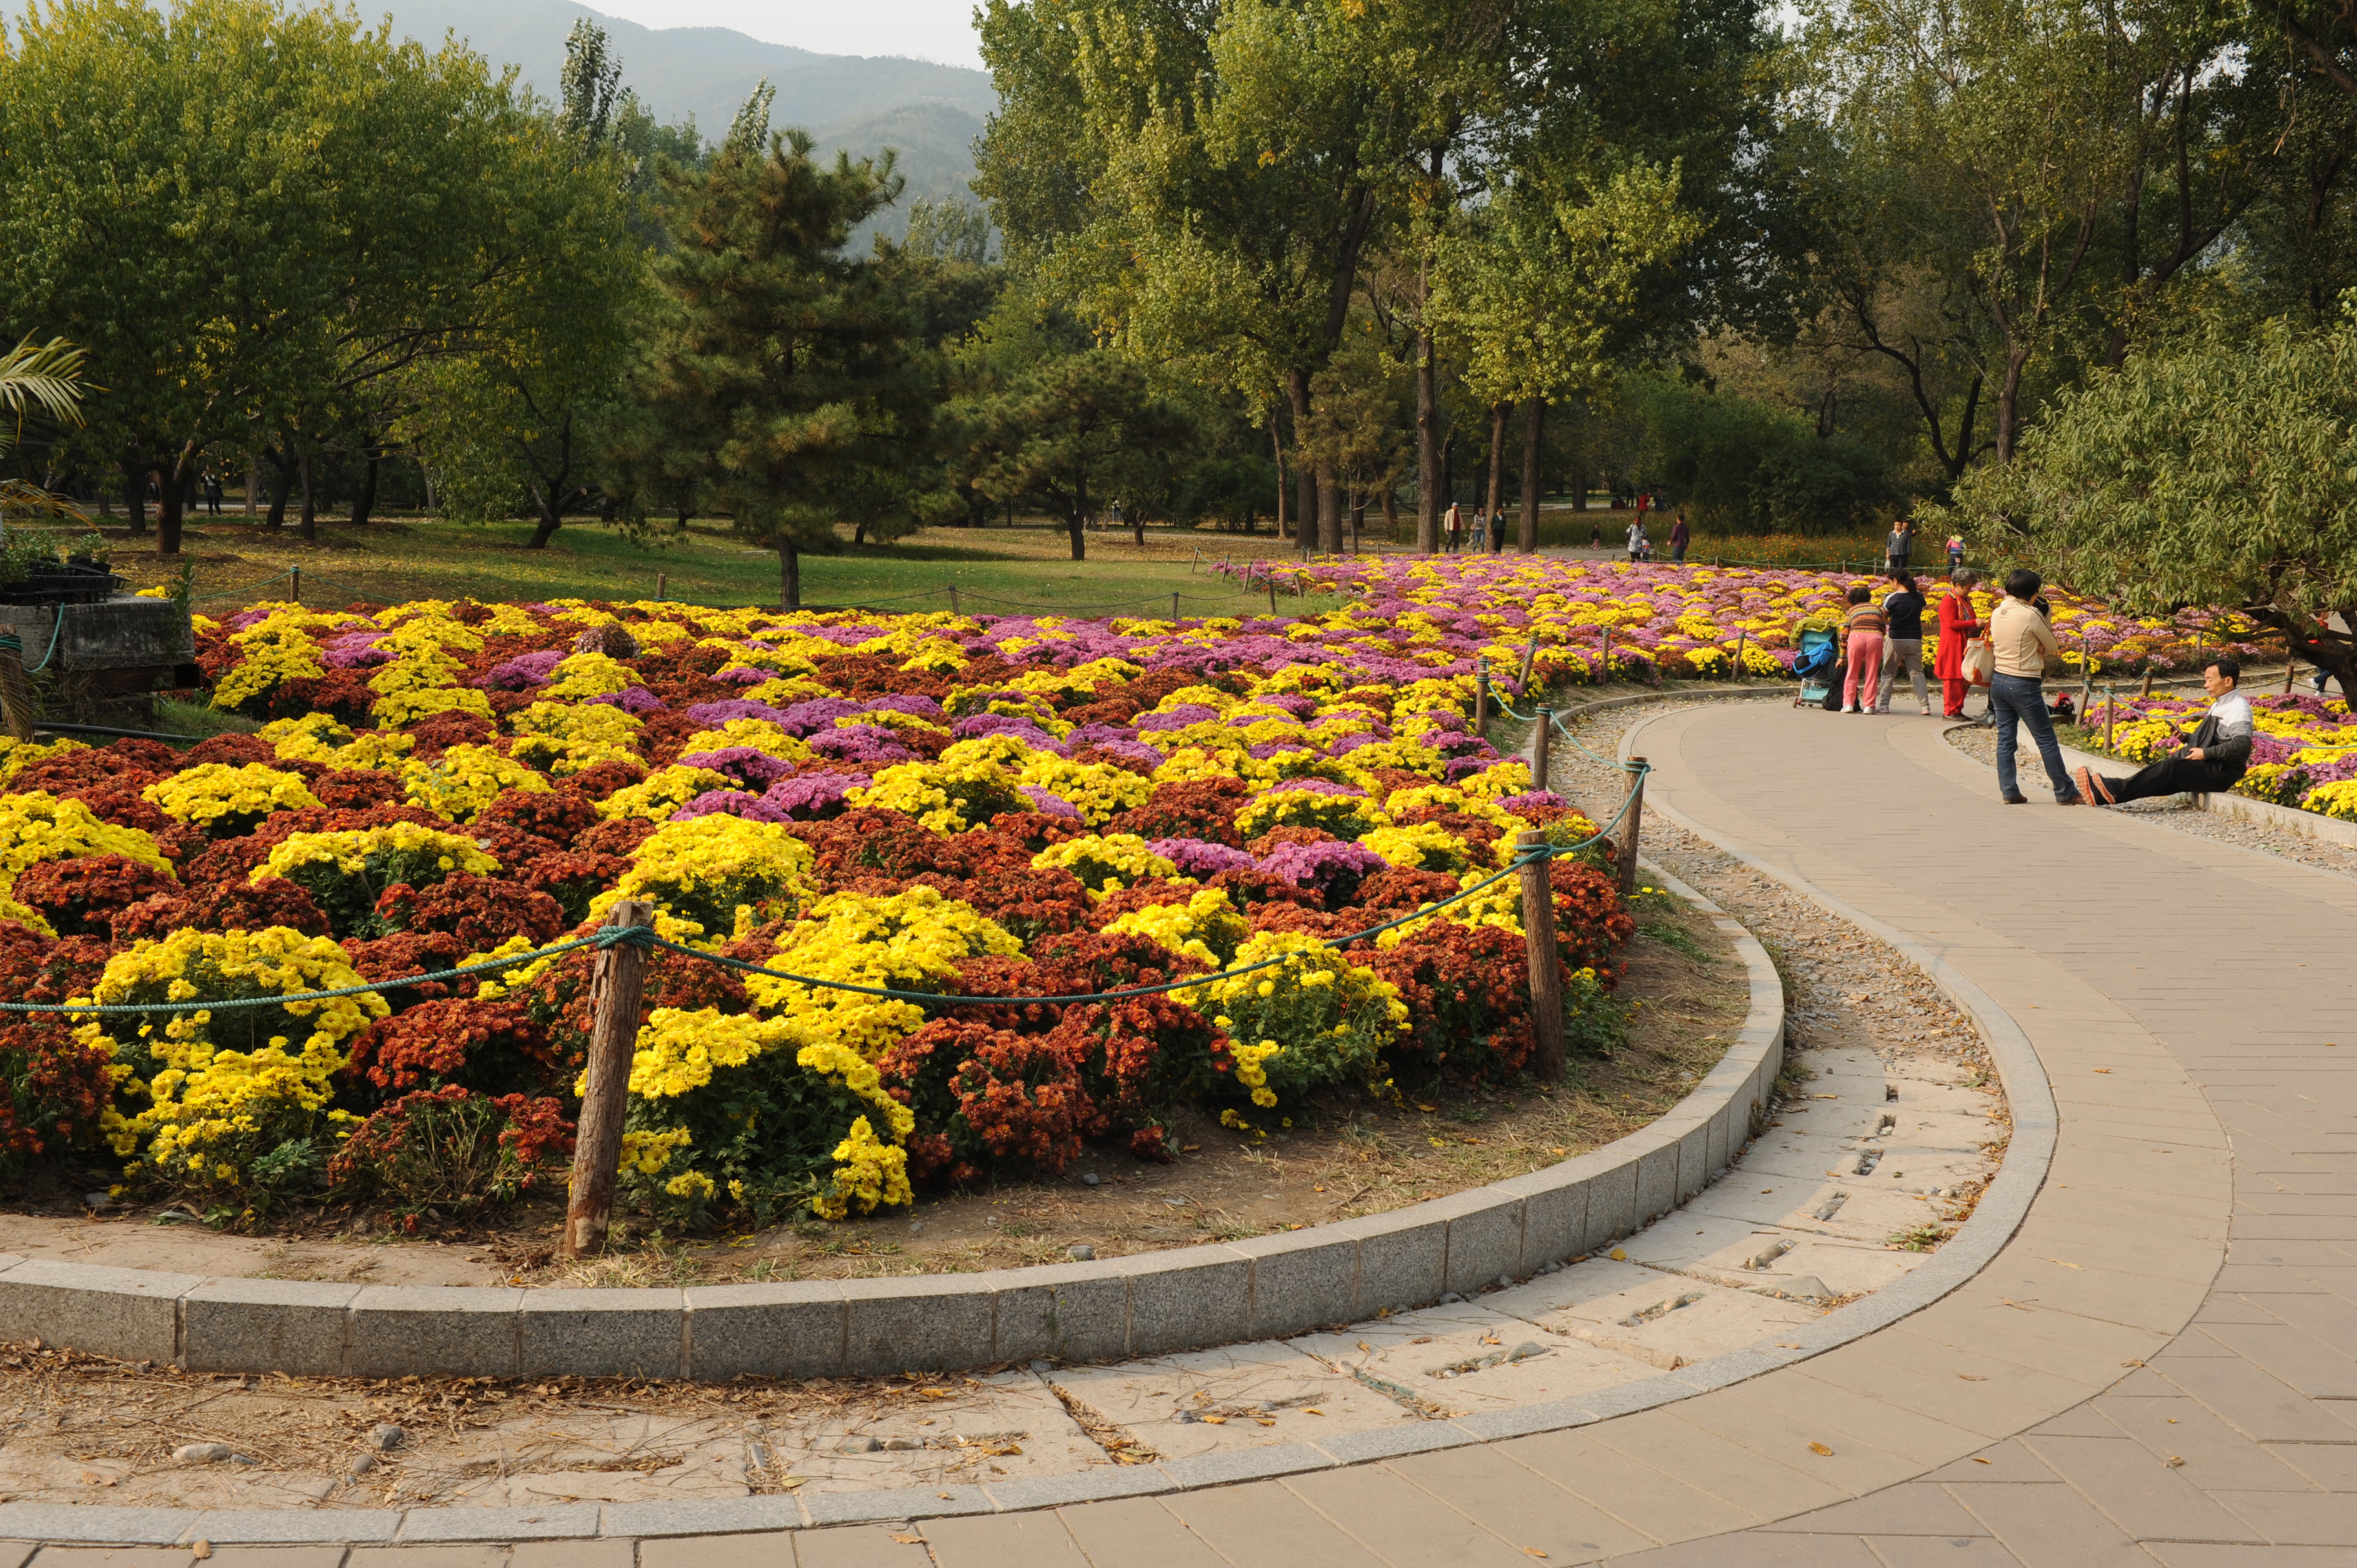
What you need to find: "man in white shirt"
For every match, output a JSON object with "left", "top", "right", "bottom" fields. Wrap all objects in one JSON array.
[{"left": 2077, "top": 658, "right": 2256, "bottom": 805}]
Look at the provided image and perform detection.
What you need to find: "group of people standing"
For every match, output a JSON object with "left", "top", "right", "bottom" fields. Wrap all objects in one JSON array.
[
  {"left": 1439, "top": 502, "right": 1507, "bottom": 552},
  {"left": 1834, "top": 553, "right": 2257, "bottom": 812}
]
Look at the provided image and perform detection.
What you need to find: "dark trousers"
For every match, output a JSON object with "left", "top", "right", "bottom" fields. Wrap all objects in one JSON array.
[
  {"left": 2096, "top": 756, "right": 2236, "bottom": 804},
  {"left": 1989, "top": 672, "right": 2079, "bottom": 801}
]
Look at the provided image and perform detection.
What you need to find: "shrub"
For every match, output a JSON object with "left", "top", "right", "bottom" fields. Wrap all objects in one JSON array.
[
  {"left": 1175, "top": 930, "right": 1408, "bottom": 1131},
  {"left": 13, "top": 854, "right": 178, "bottom": 938},
  {"left": 0, "top": 1022, "right": 114, "bottom": 1185},
  {"left": 1366, "top": 923, "right": 1538, "bottom": 1084},
  {"left": 879, "top": 1020, "right": 1088, "bottom": 1182},
  {"left": 112, "top": 876, "right": 334, "bottom": 942},
  {"left": 143, "top": 763, "right": 322, "bottom": 837},
  {"left": 374, "top": 874, "right": 565, "bottom": 951},
  {"left": 327, "top": 1086, "right": 573, "bottom": 1208},
  {"left": 250, "top": 823, "right": 502, "bottom": 938}
]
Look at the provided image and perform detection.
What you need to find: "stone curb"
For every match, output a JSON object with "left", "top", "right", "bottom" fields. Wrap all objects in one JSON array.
[{"left": 0, "top": 690, "right": 2053, "bottom": 1548}]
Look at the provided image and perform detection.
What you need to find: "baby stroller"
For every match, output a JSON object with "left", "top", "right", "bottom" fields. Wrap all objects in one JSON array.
[{"left": 1792, "top": 626, "right": 1839, "bottom": 708}]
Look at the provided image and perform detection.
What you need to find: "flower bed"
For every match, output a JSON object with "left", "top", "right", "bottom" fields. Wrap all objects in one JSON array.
[
  {"left": 1222, "top": 557, "right": 2269, "bottom": 682},
  {"left": 2082, "top": 690, "right": 2357, "bottom": 821},
  {"left": 0, "top": 594, "right": 1640, "bottom": 1230}
]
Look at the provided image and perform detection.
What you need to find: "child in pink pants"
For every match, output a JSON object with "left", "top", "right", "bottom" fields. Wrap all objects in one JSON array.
[{"left": 1840, "top": 586, "right": 1886, "bottom": 714}]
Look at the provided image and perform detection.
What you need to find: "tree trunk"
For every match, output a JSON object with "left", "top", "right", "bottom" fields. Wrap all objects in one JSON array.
[
  {"left": 1317, "top": 462, "right": 1342, "bottom": 554},
  {"left": 779, "top": 542, "right": 801, "bottom": 610},
  {"left": 122, "top": 460, "right": 148, "bottom": 536},
  {"left": 156, "top": 444, "right": 195, "bottom": 557},
  {"left": 1381, "top": 484, "right": 1398, "bottom": 544},
  {"left": 1485, "top": 401, "right": 1511, "bottom": 520},
  {"left": 244, "top": 458, "right": 259, "bottom": 518},
  {"left": 1520, "top": 398, "right": 1546, "bottom": 554},
  {"left": 1271, "top": 420, "right": 1286, "bottom": 540},
  {"left": 297, "top": 448, "right": 317, "bottom": 542},
  {"left": 1414, "top": 309, "right": 1440, "bottom": 554},
  {"left": 265, "top": 451, "right": 294, "bottom": 529},
  {"left": 1069, "top": 464, "right": 1089, "bottom": 561},
  {"left": 526, "top": 484, "right": 564, "bottom": 549},
  {"left": 351, "top": 449, "right": 379, "bottom": 527},
  {"left": 1994, "top": 346, "right": 2031, "bottom": 466},
  {"left": 1287, "top": 368, "right": 1316, "bottom": 554}
]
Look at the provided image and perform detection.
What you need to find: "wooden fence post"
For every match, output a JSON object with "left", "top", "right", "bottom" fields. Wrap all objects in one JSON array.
[
  {"left": 1474, "top": 663, "right": 1490, "bottom": 734},
  {"left": 1532, "top": 704, "right": 1553, "bottom": 789},
  {"left": 949, "top": 585, "right": 960, "bottom": 616},
  {"left": 1617, "top": 759, "right": 1648, "bottom": 898},
  {"left": 2103, "top": 685, "right": 2115, "bottom": 752},
  {"left": 1268, "top": 579, "right": 1278, "bottom": 617},
  {"left": 562, "top": 898, "right": 656, "bottom": 1258},
  {"left": 1170, "top": 591, "right": 1180, "bottom": 621},
  {"left": 2140, "top": 668, "right": 2153, "bottom": 699},
  {"left": 1516, "top": 829, "right": 1565, "bottom": 1081},
  {"left": 1732, "top": 628, "right": 1746, "bottom": 682},
  {"left": 1517, "top": 635, "right": 1539, "bottom": 691},
  {"left": 289, "top": 565, "right": 301, "bottom": 605},
  {"left": 656, "top": 571, "right": 667, "bottom": 602}
]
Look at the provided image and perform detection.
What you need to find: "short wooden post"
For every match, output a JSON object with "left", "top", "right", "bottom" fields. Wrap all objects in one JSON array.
[
  {"left": 949, "top": 584, "right": 960, "bottom": 615},
  {"left": 1599, "top": 621, "right": 1612, "bottom": 684},
  {"left": 2140, "top": 668, "right": 2153, "bottom": 698},
  {"left": 1532, "top": 704, "right": 1553, "bottom": 789},
  {"left": 1268, "top": 579, "right": 1278, "bottom": 617},
  {"left": 1474, "top": 664, "right": 1490, "bottom": 733},
  {"left": 656, "top": 571, "right": 667, "bottom": 601},
  {"left": 289, "top": 565, "right": 301, "bottom": 605},
  {"left": 1516, "top": 829, "right": 1566, "bottom": 1080},
  {"left": 1617, "top": 759, "right": 1648, "bottom": 898},
  {"left": 1170, "top": 590, "right": 1180, "bottom": 621},
  {"left": 1732, "top": 627, "right": 1746, "bottom": 681},
  {"left": 562, "top": 898, "right": 656, "bottom": 1259},
  {"left": 1517, "top": 635, "right": 1539, "bottom": 691},
  {"left": 2284, "top": 649, "right": 2297, "bottom": 695},
  {"left": 2103, "top": 685, "right": 2115, "bottom": 752}
]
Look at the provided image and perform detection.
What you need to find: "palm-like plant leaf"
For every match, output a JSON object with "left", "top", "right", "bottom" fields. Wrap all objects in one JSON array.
[{"left": 0, "top": 337, "right": 89, "bottom": 453}]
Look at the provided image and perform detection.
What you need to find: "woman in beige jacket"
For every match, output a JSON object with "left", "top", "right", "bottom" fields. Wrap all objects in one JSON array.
[{"left": 1985, "top": 569, "right": 2085, "bottom": 805}]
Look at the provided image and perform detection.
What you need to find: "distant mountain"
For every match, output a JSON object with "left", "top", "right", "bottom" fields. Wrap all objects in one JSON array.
[{"left": 381, "top": 0, "right": 993, "bottom": 240}]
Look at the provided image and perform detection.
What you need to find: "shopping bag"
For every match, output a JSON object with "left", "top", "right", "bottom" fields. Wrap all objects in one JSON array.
[{"left": 1963, "top": 637, "right": 1994, "bottom": 688}]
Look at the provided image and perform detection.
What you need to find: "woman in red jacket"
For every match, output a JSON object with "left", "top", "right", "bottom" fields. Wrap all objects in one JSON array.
[{"left": 1933, "top": 570, "right": 1982, "bottom": 718}]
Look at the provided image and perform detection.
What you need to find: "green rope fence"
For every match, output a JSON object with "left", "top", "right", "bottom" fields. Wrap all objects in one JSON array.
[{"left": 0, "top": 766, "right": 1648, "bottom": 1019}]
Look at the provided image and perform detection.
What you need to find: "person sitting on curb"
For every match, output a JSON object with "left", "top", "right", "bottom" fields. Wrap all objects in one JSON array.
[{"left": 2076, "top": 659, "right": 2254, "bottom": 806}]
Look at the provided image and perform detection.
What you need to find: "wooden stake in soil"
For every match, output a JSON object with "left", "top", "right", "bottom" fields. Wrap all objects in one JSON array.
[
  {"left": 656, "top": 571, "right": 667, "bottom": 602},
  {"left": 1732, "top": 627, "right": 1746, "bottom": 680},
  {"left": 1532, "top": 705, "right": 1552, "bottom": 791},
  {"left": 0, "top": 632, "right": 38, "bottom": 742},
  {"left": 1617, "top": 759, "right": 1648, "bottom": 898},
  {"left": 563, "top": 898, "right": 656, "bottom": 1259},
  {"left": 1516, "top": 829, "right": 1566, "bottom": 1081},
  {"left": 2103, "top": 685, "right": 2115, "bottom": 752},
  {"left": 1268, "top": 579, "right": 1278, "bottom": 617},
  {"left": 2141, "top": 668, "right": 2153, "bottom": 698},
  {"left": 1516, "top": 635, "right": 1539, "bottom": 691},
  {"left": 948, "top": 585, "right": 960, "bottom": 616},
  {"left": 1170, "top": 590, "right": 1180, "bottom": 621},
  {"left": 1474, "top": 663, "right": 1490, "bottom": 733},
  {"left": 289, "top": 565, "right": 301, "bottom": 605}
]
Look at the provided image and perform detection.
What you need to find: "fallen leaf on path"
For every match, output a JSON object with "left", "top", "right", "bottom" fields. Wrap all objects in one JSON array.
[
  {"left": 2121, "top": 1359, "right": 2146, "bottom": 1368},
  {"left": 1972, "top": 1457, "right": 1992, "bottom": 1465},
  {"left": 2165, "top": 1456, "right": 2184, "bottom": 1468},
  {"left": 2046, "top": 1259, "right": 2083, "bottom": 1270},
  {"left": 1524, "top": 1550, "right": 1550, "bottom": 1560},
  {"left": 1304, "top": 1408, "right": 1325, "bottom": 1416},
  {"left": 1808, "top": 1442, "right": 1834, "bottom": 1456},
  {"left": 1957, "top": 1374, "right": 1985, "bottom": 1381},
  {"left": 191, "top": 1546, "right": 212, "bottom": 1562},
  {"left": 892, "top": 1534, "right": 925, "bottom": 1544}
]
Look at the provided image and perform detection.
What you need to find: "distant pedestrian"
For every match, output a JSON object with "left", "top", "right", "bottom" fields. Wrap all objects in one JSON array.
[
  {"left": 1491, "top": 508, "right": 1507, "bottom": 553},
  {"left": 1589, "top": 520, "right": 1602, "bottom": 550},
  {"left": 201, "top": 472, "right": 223, "bottom": 516},
  {"left": 1885, "top": 519, "right": 1916, "bottom": 575},
  {"left": 1840, "top": 585, "right": 1886, "bottom": 714},
  {"left": 1987, "top": 568, "right": 2083, "bottom": 805},
  {"left": 1470, "top": 509, "right": 1488, "bottom": 551},
  {"left": 1443, "top": 502, "right": 1463, "bottom": 553},
  {"left": 1625, "top": 518, "right": 1648, "bottom": 561},
  {"left": 1877, "top": 571, "right": 1931, "bottom": 715},
  {"left": 1945, "top": 534, "right": 1965, "bottom": 573},
  {"left": 1669, "top": 512, "right": 1690, "bottom": 563},
  {"left": 1934, "top": 570, "right": 1983, "bottom": 719},
  {"left": 2077, "top": 659, "right": 2252, "bottom": 806}
]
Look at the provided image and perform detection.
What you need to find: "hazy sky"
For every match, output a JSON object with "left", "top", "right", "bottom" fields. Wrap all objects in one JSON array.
[{"left": 586, "top": 0, "right": 985, "bottom": 69}]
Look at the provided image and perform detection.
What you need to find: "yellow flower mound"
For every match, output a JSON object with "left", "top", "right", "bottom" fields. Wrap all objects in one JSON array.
[
  {"left": 1102, "top": 886, "right": 1250, "bottom": 968},
  {"left": 812, "top": 1115, "right": 913, "bottom": 1220},
  {"left": 0, "top": 737, "right": 85, "bottom": 789},
  {"left": 851, "top": 758, "right": 1021, "bottom": 833},
  {"left": 261, "top": 714, "right": 415, "bottom": 771},
  {"left": 1030, "top": 833, "right": 1182, "bottom": 896},
  {"left": 400, "top": 744, "right": 552, "bottom": 823},
  {"left": 544, "top": 651, "right": 644, "bottom": 699},
  {"left": 143, "top": 763, "right": 322, "bottom": 828},
  {"left": 506, "top": 700, "right": 645, "bottom": 775},
  {"left": 1014, "top": 755, "right": 1155, "bottom": 826},
  {"left": 85, "top": 926, "right": 389, "bottom": 1194},
  {"left": 1362, "top": 822, "right": 1477, "bottom": 873},
  {"left": 251, "top": 822, "right": 501, "bottom": 885},
  {"left": 0, "top": 792, "right": 174, "bottom": 894},
  {"left": 676, "top": 718, "right": 812, "bottom": 763},
  {"left": 620, "top": 1007, "right": 810, "bottom": 1099},
  {"left": 372, "top": 686, "right": 493, "bottom": 729},
  {"left": 209, "top": 607, "right": 348, "bottom": 710},
  {"left": 595, "top": 765, "right": 733, "bottom": 823},
  {"left": 598, "top": 812, "right": 819, "bottom": 940},
  {"left": 745, "top": 887, "right": 1022, "bottom": 1058},
  {"left": 0, "top": 891, "right": 57, "bottom": 938}
]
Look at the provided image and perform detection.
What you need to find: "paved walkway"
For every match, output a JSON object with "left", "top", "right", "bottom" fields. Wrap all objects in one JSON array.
[{"left": 23, "top": 703, "right": 2357, "bottom": 1565}]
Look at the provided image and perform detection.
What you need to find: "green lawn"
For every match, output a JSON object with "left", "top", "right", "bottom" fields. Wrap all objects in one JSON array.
[{"left": 95, "top": 514, "right": 1296, "bottom": 617}]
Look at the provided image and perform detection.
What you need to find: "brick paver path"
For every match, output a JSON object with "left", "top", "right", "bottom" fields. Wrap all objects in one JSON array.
[{"left": 17, "top": 703, "right": 2356, "bottom": 1564}]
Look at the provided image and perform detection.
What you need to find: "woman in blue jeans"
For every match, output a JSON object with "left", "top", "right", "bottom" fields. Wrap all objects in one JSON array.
[{"left": 1985, "top": 569, "right": 2084, "bottom": 805}]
